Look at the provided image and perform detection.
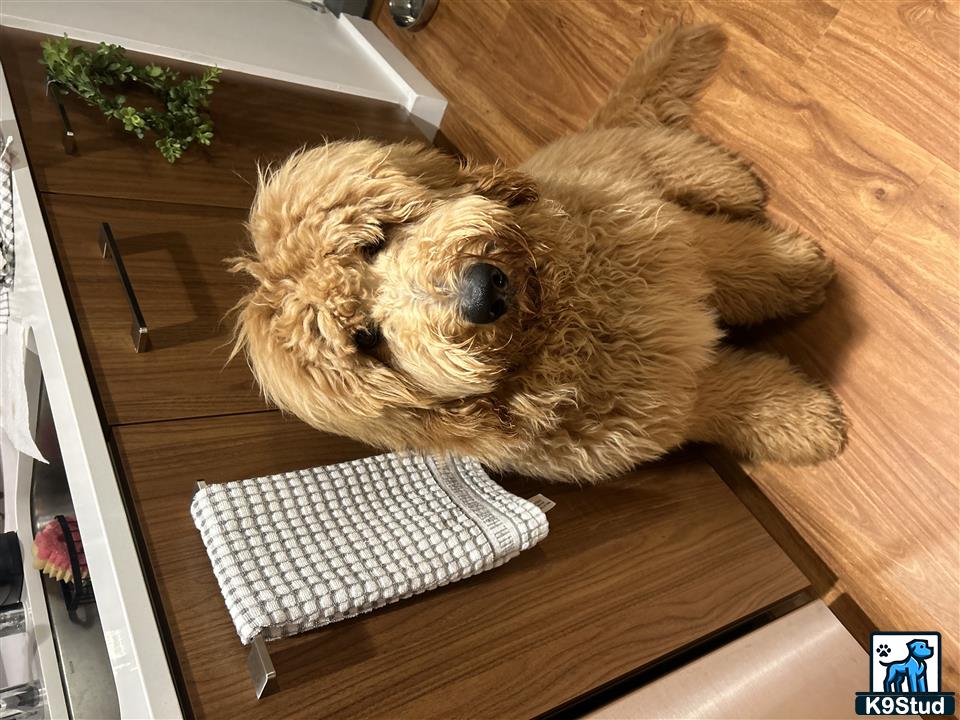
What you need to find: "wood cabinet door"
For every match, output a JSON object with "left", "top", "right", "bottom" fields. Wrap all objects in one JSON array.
[
  {"left": 0, "top": 26, "right": 425, "bottom": 209},
  {"left": 112, "top": 411, "right": 810, "bottom": 719},
  {"left": 43, "top": 192, "right": 268, "bottom": 425}
]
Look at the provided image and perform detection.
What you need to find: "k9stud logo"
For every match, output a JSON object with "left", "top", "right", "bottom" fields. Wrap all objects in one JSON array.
[{"left": 855, "top": 632, "right": 955, "bottom": 715}]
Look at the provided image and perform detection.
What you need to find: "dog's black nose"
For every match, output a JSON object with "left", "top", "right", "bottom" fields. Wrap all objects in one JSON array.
[{"left": 461, "top": 263, "right": 510, "bottom": 324}]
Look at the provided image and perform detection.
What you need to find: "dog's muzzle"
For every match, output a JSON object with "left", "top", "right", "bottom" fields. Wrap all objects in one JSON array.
[{"left": 460, "top": 263, "right": 510, "bottom": 324}]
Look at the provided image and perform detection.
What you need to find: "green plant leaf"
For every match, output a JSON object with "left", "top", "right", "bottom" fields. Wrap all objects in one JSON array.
[{"left": 40, "top": 35, "right": 220, "bottom": 162}]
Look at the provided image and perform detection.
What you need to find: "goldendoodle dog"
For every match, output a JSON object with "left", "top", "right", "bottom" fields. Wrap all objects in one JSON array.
[{"left": 231, "top": 24, "right": 847, "bottom": 482}]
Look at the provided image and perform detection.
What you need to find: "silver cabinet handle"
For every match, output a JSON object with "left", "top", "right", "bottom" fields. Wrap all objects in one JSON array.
[
  {"left": 99, "top": 223, "right": 150, "bottom": 352},
  {"left": 47, "top": 84, "right": 77, "bottom": 155}
]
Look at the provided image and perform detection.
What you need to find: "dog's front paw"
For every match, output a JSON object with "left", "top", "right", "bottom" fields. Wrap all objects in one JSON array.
[
  {"left": 717, "top": 158, "right": 769, "bottom": 220},
  {"left": 772, "top": 228, "right": 837, "bottom": 316},
  {"left": 691, "top": 350, "right": 848, "bottom": 465},
  {"left": 777, "top": 379, "right": 849, "bottom": 464},
  {"left": 671, "top": 151, "right": 769, "bottom": 220},
  {"left": 738, "top": 163, "right": 769, "bottom": 219}
]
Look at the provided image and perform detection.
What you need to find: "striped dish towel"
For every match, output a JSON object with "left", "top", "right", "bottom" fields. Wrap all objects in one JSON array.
[
  {"left": 191, "top": 453, "right": 549, "bottom": 644},
  {"left": 0, "top": 135, "right": 15, "bottom": 334}
]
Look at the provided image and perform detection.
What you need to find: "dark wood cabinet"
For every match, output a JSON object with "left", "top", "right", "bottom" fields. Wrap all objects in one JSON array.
[
  {"left": 0, "top": 27, "right": 424, "bottom": 209},
  {"left": 42, "top": 193, "right": 265, "bottom": 424},
  {"left": 113, "top": 412, "right": 809, "bottom": 719}
]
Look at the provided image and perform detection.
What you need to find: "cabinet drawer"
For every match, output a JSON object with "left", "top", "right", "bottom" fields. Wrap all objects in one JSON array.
[
  {"left": 0, "top": 27, "right": 424, "bottom": 209},
  {"left": 113, "top": 412, "right": 810, "bottom": 718},
  {"left": 43, "top": 193, "right": 264, "bottom": 425}
]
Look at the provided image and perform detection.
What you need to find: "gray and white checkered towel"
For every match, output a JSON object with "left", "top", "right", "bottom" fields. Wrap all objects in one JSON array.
[
  {"left": 191, "top": 453, "right": 549, "bottom": 644},
  {"left": 1, "top": 135, "right": 15, "bottom": 334}
]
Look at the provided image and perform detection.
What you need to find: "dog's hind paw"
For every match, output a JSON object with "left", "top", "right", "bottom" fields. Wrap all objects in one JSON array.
[
  {"left": 690, "top": 349, "right": 849, "bottom": 465},
  {"left": 769, "top": 378, "right": 849, "bottom": 465}
]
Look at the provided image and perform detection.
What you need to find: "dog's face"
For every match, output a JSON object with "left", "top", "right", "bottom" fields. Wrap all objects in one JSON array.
[
  {"left": 907, "top": 640, "right": 934, "bottom": 659},
  {"left": 232, "top": 141, "right": 544, "bottom": 443}
]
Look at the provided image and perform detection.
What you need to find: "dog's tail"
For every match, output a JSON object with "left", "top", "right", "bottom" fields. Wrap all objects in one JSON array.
[{"left": 588, "top": 24, "right": 727, "bottom": 130}]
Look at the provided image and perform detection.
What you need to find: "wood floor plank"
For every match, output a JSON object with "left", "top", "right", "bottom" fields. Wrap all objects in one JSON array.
[
  {"left": 378, "top": 0, "right": 517, "bottom": 162},
  {"left": 802, "top": 0, "right": 960, "bottom": 169},
  {"left": 693, "top": 20, "right": 941, "bottom": 252},
  {"left": 696, "top": 0, "right": 839, "bottom": 65},
  {"left": 378, "top": 0, "right": 841, "bottom": 162},
  {"left": 495, "top": 0, "right": 671, "bottom": 146},
  {"left": 378, "top": 0, "right": 685, "bottom": 163},
  {"left": 865, "top": 161, "right": 958, "bottom": 333}
]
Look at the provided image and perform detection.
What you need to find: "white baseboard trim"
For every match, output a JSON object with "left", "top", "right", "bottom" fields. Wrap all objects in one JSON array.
[{"left": 337, "top": 14, "right": 446, "bottom": 142}]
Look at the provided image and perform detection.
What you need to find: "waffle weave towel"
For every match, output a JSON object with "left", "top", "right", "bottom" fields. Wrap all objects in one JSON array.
[
  {"left": 1, "top": 135, "right": 15, "bottom": 334},
  {"left": 191, "top": 453, "right": 549, "bottom": 644}
]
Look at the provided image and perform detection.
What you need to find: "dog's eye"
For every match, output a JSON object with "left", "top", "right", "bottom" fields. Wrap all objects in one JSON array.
[
  {"left": 354, "top": 326, "right": 382, "bottom": 351},
  {"left": 363, "top": 223, "right": 400, "bottom": 260},
  {"left": 363, "top": 236, "right": 386, "bottom": 259}
]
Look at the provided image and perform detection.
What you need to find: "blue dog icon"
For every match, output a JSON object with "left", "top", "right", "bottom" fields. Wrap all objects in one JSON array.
[{"left": 882, "top": 638, "right": 934, "bottom": 693}]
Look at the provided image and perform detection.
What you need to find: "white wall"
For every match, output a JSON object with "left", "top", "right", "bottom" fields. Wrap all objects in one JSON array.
[{"left": 0, "top": 0, "right": 444, "bottom": 137}]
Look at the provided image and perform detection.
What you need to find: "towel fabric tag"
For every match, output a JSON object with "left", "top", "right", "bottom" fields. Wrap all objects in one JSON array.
[{"left": 528, "top": 494, "right": 556, "bottom": 513}]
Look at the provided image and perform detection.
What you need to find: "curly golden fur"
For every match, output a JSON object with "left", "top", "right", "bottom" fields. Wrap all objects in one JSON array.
[{"left": 231, "top": 24, "right": 847, "bottom": 482}]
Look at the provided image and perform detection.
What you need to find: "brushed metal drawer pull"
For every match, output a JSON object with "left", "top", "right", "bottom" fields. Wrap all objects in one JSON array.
[
  {"left": 47, "top": 84, "right": 77, "bottom": 155},
  {"left": 99, "top": 222, "right": 150, "bottom": 352}
]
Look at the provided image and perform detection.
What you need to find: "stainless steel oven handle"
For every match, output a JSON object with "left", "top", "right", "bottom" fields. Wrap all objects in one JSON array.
[{"left": 99, "top": 222, "right": 151, "bottom": 353}]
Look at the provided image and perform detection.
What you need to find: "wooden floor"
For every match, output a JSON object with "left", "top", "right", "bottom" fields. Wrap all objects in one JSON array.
[{"left": 376, "top": 0, "right": 960, "bottom": 688}]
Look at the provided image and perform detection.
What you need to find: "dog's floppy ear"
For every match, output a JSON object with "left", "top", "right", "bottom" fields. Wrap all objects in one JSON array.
[{"left": 459, "top": 160, "right": 539, "bottom": 207}]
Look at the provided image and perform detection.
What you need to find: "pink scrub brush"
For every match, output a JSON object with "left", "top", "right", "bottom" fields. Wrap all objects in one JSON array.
[{"left": 32, "top": 515, "right": 88, "bottom": 584}]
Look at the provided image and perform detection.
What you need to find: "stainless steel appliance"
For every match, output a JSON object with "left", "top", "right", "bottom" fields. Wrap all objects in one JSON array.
[{"left": 1, "top": 382, "right": 120, "bottom": 720}]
